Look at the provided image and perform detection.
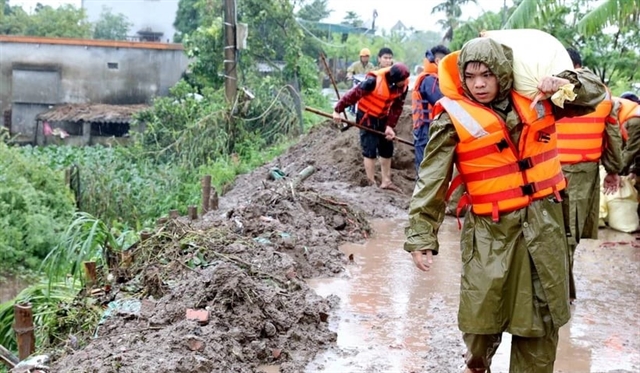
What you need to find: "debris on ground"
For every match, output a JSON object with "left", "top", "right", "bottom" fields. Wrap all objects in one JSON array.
[
  {"left": 224, "top": 107, "right": 416, "bottom": 220},
  {"left": 47, "top": 108, "right": 417, "bottom": 372}
]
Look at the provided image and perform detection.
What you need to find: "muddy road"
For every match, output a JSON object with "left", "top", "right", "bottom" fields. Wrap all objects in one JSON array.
[
  {"left": 47, "top": 111, "right": 639, "bottom": 373},
  {"left": 304, "top": 219, "right": 640, "bottom": 373}
]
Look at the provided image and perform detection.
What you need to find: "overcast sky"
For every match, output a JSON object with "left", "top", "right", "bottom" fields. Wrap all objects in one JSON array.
[
  {"left": 323, "top": 0, "right": 510, "bottom": 32},
  {"left": 11, "top": 0, "right": 508, "bottom": 32},
  {"left": 10, "top": 0, "right": 606, "bottom": 33}
]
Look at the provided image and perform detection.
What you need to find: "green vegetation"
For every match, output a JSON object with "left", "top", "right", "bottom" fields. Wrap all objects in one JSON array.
[{"left": 0, "top": 136, "right": 75, "bottom": 271}]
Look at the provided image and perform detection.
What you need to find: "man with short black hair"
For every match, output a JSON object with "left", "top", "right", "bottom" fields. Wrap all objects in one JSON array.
[
  {"left": 566, "top": 48, "right": 582, "bottom": 68},
  {"left": 405, "top": 37, "right": 607, "bottom": 373},
  {"left": 332, "top": 63, "right": 410, "bottom": 192},
  {"left": 377, "top": 47, "right": 394, "bottom": 69}
]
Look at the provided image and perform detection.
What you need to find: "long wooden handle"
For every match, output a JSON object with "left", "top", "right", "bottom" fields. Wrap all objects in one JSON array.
[
  {"left": 319, "top": 53, "right": 348, "bottom": 121},
  {"left": 305, "top": 106, "right": 414, "bottom": 147}
]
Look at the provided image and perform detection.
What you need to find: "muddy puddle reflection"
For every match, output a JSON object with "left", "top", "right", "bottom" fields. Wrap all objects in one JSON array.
[{"left": 306, "top": 218, "right": 639, "bottom": 373}]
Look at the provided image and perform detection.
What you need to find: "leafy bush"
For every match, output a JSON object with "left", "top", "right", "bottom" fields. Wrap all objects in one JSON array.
[{"left": 0, "top": 140, "right": 75, "bottom": 271}]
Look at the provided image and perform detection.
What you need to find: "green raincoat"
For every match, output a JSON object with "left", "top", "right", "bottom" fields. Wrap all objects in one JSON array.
[
  {"left": 616, "top": 100, "right": 640, "bottom": 174},
  {"left": 404, "top": 38, "right": 606, "bottom": 370},
  {"left": 562, "top": 92, "right": 623, "bottom": 300}
]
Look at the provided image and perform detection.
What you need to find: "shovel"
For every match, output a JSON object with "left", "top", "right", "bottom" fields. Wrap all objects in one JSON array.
[{"left": 304, "top": 106, "right": 414, "bottom": 147}]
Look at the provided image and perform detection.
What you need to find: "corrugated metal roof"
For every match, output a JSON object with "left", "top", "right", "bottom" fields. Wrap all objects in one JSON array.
[{"left": 297, "top": 20, "right": 370, "bottom": 34}]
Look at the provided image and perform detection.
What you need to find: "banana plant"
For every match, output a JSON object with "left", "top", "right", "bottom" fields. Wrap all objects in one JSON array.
[{"left": 577, "top": 0, "right": 640, "bottom": 36}]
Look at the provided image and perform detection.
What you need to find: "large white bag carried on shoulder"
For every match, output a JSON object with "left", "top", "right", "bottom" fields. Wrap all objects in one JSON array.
[{"left": 481, "top": 29, "right": 575, "bottom": 106}]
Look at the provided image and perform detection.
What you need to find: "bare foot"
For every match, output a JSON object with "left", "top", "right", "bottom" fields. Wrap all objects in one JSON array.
[{"left": 379, "top": 182, "right": 403, "bottom": 194}]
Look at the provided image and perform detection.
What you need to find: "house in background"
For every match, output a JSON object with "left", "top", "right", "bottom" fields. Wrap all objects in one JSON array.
[
  {"left": 82, "top": 0, "right": 179, "bottom": 42},
  {"left": 0, "top": 35, "right": 188, "bottom": 145}
]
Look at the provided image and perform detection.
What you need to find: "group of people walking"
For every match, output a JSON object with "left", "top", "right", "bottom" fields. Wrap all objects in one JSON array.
[{"left": 331, "top": 34, "right": 640, "bottom": 372}]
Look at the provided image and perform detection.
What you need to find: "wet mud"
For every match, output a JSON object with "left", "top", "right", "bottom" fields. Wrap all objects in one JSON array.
[
  {"left": 49, "top": 111, "right": 416, "bottom": 371},
  {"left": 305, "top": 219, "right": 640, "bottom": 373}
]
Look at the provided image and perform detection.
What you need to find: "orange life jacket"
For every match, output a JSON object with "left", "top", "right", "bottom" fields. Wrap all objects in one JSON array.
[
  {"left": 555, "top": 88, "right": 613, "bottom": 164},
  {"left": 423, "top": 60, "right": 438, "bottom": 75},
  {"left": 616, "top": 97, "right": 640, "bottom": 142},
  {"left": 434, "top": 51, "right": 566, "bottom": 222},
  {"left": 357, "top": 67, "right": 408, "bottom": 119},
  {"left": 411, "top": 72, "right": 437, "bottom": 129}
]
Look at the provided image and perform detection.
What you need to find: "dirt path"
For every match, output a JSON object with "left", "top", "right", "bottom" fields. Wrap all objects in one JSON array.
[{"left": 305, "top": 219, "right": 640, "bottom": 373}]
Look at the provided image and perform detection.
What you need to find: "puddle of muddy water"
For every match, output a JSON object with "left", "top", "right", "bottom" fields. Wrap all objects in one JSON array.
[{"left": 306, "top": 218, "right": 640, "bottom": 373}]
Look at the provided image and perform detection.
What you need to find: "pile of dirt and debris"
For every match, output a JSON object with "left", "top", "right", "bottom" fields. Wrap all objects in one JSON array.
[
  {"left": 223, "top": 107, "right": 416, "bottom": 219},
  {"left": 48, "top": 109, "right": 418, "bottom": 372},
  {"left": 50, "top": 219, "right": 340, "bottom": 373}
]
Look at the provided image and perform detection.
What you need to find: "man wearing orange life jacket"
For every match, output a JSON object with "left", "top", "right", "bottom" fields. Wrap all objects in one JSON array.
[
  {"left": 404, "top": 38, "right": 606, "bottom": 373},
  {"left": 555, "top": 48, "right": 623, "bottom": 303},
  {"left": 616, "top": 92, "right": 640, "bottom": 174},
  {"left": 332, "top": 63, "right": 410, "bottom": 191},
  {"left": 411, "top": 45, "right": 451, "bottom": 176}
]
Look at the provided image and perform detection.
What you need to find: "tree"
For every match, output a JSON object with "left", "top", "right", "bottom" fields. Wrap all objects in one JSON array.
[
  {"left": 502, "top": 0, "right": 639, "bottom": 87},
  {"left": 401, "top": 30, "right": 443, "bottom": 68},
  {"left": 29, "top": 5, "right": 92, "bottom": 38},
  {"left": 341, "top": 11, "right": 363, "bottom": 28},
  {"left": 93, "top": 6, "right": 132, "bottom": 40},
  {"left": 450, "top": 10, "right": 503, "bottom": 50},
  {"left": 577, "top": 0, "right": 640, "bottom": 36},
  {"left": 173, "top": 0, "right": 201, "bottom": 42},
  {"left": 0, "top": 1, "right": 31, "bottom": 35},
  {"left": 431, "top": 0, "right": 478, "bottom": 43},
  {"left": 297, "top": 0, "right": 332, "bottom": 22}
]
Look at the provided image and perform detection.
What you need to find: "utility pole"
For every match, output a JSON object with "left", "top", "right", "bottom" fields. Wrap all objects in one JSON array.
[{"left": 223, "top": 0, "right": 238, "bottom": 103}]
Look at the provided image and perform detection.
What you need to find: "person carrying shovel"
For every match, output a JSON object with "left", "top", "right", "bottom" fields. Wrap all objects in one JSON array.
[{"left": 332, "top": 62, "right": 410, "bottom": 192}]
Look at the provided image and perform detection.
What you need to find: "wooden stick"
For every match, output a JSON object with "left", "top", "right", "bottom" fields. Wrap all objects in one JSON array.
[
  {"left": 83, "top": 261, "right": 97, "bottom": 290},
  {"left": 209, "top": 188, "right": 219, "bottom": 210},
  {"left": 201, "top": 175, "right": 212, "bottom": 214},
  {"left": 14, "top": 302, "right": 35, "bottom": 360},
  {"left": 188, "top": 205, "right": 198, "bottom": 220},
  {"left": 319, "top": 53, "right": 348, "bottom": 121},
  {"left": 0, "top": 343, "right": 18, "bottom": 368},
  {"left": 304, "top": 106, "right": 414, "bottom": 147}
]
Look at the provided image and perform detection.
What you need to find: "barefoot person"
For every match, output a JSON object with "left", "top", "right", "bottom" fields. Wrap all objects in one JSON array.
[
  {"left": 333, "top": 63, "right": 410, "bottom": 191},
  {"left": 405, "top": 38, "right": 606, "bottom": 372}
]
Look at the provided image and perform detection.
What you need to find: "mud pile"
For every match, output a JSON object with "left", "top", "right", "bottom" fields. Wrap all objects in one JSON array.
[
  {"left": 224, "top": 107, "right": 415, "bottom": 219},
  {"left": 51, "top": 219, "right": 339, "bottom": 373},
  {"left": 49, "top": 109, "right": 417, "bottom": 372},
  {"left": 210, "top": 186, "right": 370, "bottom": 278}
]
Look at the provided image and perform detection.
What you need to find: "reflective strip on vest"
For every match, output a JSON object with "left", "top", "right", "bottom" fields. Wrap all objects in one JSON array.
[{"left": 439, "top": 97, "right": 488, "bottom": 138}]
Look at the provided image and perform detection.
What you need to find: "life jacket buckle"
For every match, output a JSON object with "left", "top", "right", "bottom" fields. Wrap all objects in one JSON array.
[
  {"left": 518, "top": 157, "right": 533, "bottom": 171},
  {"left": 521, "top": 183, "right": 536, "bottom": 196},
  {"left": 537, "top": 131, "right": 551, "bottom": 143},
  {"left": 496, "top": 138, "right": 509, "bottom": 151}
]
